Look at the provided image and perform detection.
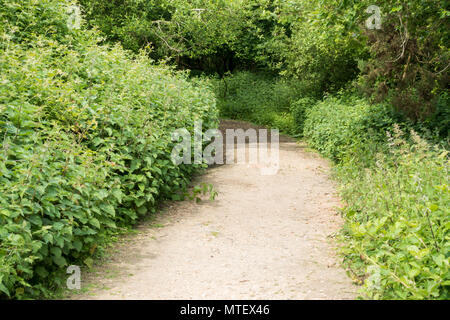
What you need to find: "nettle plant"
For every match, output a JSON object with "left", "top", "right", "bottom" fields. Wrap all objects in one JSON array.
[
  {"left": 338, "top": 127, "right": 449, "bottom": 299},
  {"left": 304, "top": 95, "right": 449, "bottom": 299},
  {"left": 0, "top": 0, "right": 218, "bottom": 298}
]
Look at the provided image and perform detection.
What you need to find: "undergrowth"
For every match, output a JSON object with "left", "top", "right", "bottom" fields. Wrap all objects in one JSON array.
[
  {"left": 304, "top": 96, "right": 449, "bottom": 299},
  {"left": 212, "top": 71, "right": 303, "bottom": 135}
]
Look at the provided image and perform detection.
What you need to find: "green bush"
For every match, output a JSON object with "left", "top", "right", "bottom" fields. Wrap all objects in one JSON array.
[
  {"left": 303, "top": 96, "right": 399, "bottom": 164},
  {"left": 303, "top": 94, "right": 449, "bottom": 299},
  {"left": 338, "top": 127, "right": 449, "bottom": 299},
  {"left": 290, "top": 97, "right": 317, "bottom": 136},
  {"left": 0, "top": 0, "right": 217, "bottom": 298},
  {"left": 420, "top": 92, "right": 450, "bottom": 141}
]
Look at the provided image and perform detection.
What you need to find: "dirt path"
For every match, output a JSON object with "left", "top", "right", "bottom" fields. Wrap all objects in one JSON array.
[{"left": 69, "top": 120, "right": 357, "bottom": 300}]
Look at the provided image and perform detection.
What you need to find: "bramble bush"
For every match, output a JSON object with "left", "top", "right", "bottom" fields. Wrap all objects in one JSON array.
[
  {"left": 304, "top": 95, "right": 449, "bottom": 299},
  {"left": 0, "top": 0, "right": 217, "bottom": 298}
]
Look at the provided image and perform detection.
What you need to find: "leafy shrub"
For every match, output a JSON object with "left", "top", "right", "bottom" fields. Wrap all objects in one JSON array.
[
  {"left": 303, "top": 95, "right": 399, "bottom": 164},
  {"left": 0, "top": 0, "right": 217, "bottom": 298},
  {"left": 420, "top": 92, "right": 450, "bottom": 140},
  {"left": 303, "top": 94, "right": 449, "bottom": 299},
  {"left": 290, "top": 97, "right": 317, "bottom": 136},
  {"left": 338, "top": 126, "right": 449, "bottom": 299}
]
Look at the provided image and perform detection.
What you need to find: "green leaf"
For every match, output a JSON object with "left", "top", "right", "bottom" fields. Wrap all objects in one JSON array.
[
  {"left": 35, "top": 266, "right": 49, "bottom": 278},
  {"left": 0, "top": 276, "right": 10, "bottom": 297},
  {"left": 137, "top": 206, "right": 147, "bottom": 215},
  {"left": 28, "top": 215, "right": 42, "bottom": 227},
  {"left": 134, "top": 198, "right": 146, "bottom": 207},
  {"left": 50, "top": 247, "right": 62, "bottom": 257},
  {"left": 90, "top": 218, "right": 100, "bottom": 229},
  {"left": 73, "top": 240, "right": 82, "bottom": 252},
  {"left": 52, "top": 255, "right": 67, "bottom": 267},
  {"left": 95, "top": 189, "right": 109, "bottom": 200},
  {"left": 100, "top": 204, "right": 115, "bottom": 217},
  {"left": 112, "top": 189, "right": 123, "bottom": 203},
  {"left": 84, "top": 257, "right": 93, "bottom": 268}
]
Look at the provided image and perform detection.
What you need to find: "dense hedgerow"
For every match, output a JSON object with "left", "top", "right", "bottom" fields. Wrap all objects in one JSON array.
[
  {"left": 0, "top": 0, "right": 217, "bottom": 298},
  {"left": 303, "top": 96, "right": 401, "bottom": 164},
  {"left": 304, "top": 96, "right": 449, "bottom": 299}
]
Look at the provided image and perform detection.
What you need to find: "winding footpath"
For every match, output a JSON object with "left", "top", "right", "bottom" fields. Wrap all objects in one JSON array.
[{"left": 70, "top": 120, "right": 357, "bottom": 300}]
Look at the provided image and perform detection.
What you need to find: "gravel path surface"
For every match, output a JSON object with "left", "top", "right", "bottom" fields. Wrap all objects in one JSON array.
[{"left": 69, "top": 120, "right": 357, "bottom": 300}]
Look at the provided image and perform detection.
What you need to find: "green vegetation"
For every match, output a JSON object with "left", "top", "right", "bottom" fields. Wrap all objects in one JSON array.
[
  {"left": 1, "top": 0, "right": 448, "bottom": 299},
  {"left": 339, "top": 126, "right": 449, "bottom": 299},
  {"left": 303, "top": 96, "right": 399, "bottom": 164},
  {"left": 213, "top": 71, "right": 300, "bottom": 135},
  {"left": 304, "top": 97, "right": 449, "bottom": 299},
  {"left": 0, "top": 0, "right": 217, "bottom": 298}
]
